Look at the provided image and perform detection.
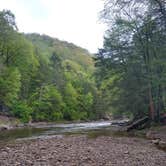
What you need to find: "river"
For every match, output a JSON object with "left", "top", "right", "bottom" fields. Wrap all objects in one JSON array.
[{"left": 0, "top": 120, "right": 128, "bottom": 143}]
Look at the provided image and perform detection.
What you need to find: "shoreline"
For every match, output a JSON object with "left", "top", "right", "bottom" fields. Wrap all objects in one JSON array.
[
  {"left": 0, "top": 116, "right": 166, "bottom": 165},
  {"left": 1, "top": 115, "right": 166, "bottom": 153}
]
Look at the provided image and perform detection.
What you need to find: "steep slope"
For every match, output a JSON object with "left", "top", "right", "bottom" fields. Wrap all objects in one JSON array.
[{"left": 25, "top": 33, "right": 94, "bottom": 73}]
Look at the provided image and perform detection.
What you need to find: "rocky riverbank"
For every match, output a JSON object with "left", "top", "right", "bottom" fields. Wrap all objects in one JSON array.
[
  {"left": 0, "top": 115, "right": 20, "bottom": 131},
  {"left": 0, "top": 117, "right": 166, "bottom": 166},
  {"left": 0, "top": 135, "right": 166, "bottom": 166},
  {"left": 146, "top": 126, "right": 166, "bottom": 151}
]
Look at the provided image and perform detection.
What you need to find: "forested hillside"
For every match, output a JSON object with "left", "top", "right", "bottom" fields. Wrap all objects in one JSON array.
[
  {"left": 0, "top": 10, "right": 100, "bottom": 122},
  {"left": 1, "top": 0, "right": 165, "bottom": 125}
]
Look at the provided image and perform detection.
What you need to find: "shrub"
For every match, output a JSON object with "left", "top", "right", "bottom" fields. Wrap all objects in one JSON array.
[{"left": 11, "top": 101, "right": 32, "bottom": 123}]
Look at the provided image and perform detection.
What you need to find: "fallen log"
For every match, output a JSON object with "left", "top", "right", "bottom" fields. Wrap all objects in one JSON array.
[{"left": 126, "top": 116, "right": 149, "bottom": 131}]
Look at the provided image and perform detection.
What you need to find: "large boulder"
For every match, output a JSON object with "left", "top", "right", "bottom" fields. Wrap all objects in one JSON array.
[
  {"left": 0, "top": 125, "right": 10, "bottom": 131},
  {"left": 158, "top": 141, "right": 166, "bottom": 150}
]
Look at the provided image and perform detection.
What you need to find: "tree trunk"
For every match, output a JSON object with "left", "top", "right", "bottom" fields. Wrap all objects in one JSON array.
[
  {"left": 149, "top": 84, "right": 155, "bottom": 120},
  {"left": 156, "top": 84, "right": 164, "bottom": 122}
]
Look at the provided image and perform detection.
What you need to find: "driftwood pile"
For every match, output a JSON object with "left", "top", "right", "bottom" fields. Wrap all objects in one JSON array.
[
  {"left": 126, "top": 116, "right": 149, "bottom": 131},
  {"left": 125, "top": 114, "right": 166, "bottom": 132}
]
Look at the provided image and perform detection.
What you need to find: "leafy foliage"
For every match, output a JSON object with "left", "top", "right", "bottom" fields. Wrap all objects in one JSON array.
[
  {"left": 95, "top": 0, "right": 166, "bottom": 121},
  {"left": 0, "top": 10, "right": 99, "bottom": 122},
  {"left": 0, "top": 67, "right": 21, "bottom": 107}
]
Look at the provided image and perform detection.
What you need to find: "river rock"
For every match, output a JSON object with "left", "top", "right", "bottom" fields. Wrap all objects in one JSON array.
[
  {"left": 158, "top": 141, "right": 166, "bottom": 149},
  {"left": 124, "top": 151, "right": 129, "bottom": 154},
  {"left": 0, "top": 136, "right": 166, "bottom": 166},
  {"left": 0, "top": 125, "right": 10, "bottom": 131},
  {"left": 1, "top": 151, "right": 8, "bottom": 156},
  {"left": 146, "top": 131, "right": 157, "bottom": 139},
  {"left": 151, "top": 139, "right": 160, "bottom": 145}
]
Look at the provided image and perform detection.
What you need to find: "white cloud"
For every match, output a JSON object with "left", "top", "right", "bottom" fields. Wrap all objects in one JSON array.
[{"left": 0, "top": 0, "right": 106, "bottom": 53}]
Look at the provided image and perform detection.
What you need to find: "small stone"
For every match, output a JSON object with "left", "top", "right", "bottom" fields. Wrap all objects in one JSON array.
[
  {"left": 26, "top": 160, "right": 33, "bottom": 164},
  {"left": 158, "top": 141, "right": 166, "bottom": 149},
  {"left": 124, "top": 151, "right": 129, "bottom": 154},
  {"left": 87, "top": 147, "right": 93, "bottom": 152},
  {"left": 58, "top": 159, "right": 61, "bottom": 162},
  {"left": 1, "top": 151, "right": 8, "bottom": 156},
  {"left": 151, "top": 139, "right": 160, "bottom": 145}
]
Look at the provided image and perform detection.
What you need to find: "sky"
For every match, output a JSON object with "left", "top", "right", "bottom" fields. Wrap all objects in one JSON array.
[{"left": 0, "top": 0, "right": 106, "bottom": 53}]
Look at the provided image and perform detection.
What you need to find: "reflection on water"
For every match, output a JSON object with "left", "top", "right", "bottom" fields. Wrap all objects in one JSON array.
[
  {"left": 0, "top": 128, "right": 46, "bottom": 142},
  {"left": 0, "top": 121, "right": 131, "bottom": 143}
]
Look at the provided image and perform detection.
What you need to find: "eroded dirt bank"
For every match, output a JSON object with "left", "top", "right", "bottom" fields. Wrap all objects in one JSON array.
[{"left": 0, "top": 135, "right": 166, "bottom": 166}]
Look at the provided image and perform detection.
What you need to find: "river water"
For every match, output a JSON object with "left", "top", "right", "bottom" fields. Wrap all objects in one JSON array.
[{"left": 0, "top": 120, "right": 129, "bottom": 143}]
